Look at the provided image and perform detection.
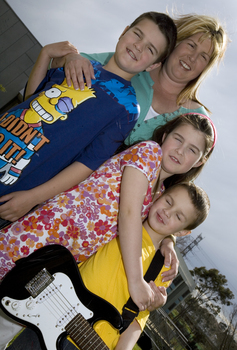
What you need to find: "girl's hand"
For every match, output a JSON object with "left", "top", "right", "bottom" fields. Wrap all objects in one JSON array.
[
  {"left": 0, "top": 191, "right": 37, "bottom": 222},
  {"left": 129, "top": 279, "right": 155, "bottom": 311},
  {"left": 63, "top": 53, "right": 95, "bottom": 91},
  {"left": 147, "top": 281, "right": 167, "bottom": 312},
  {"left": 160, "top": 238, "right": 179, "bottom": 282}
]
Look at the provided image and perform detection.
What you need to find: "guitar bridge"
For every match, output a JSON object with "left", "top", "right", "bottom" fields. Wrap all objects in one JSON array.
[{"left": 25, "top": 268, "right": 54, "bottom": 298}]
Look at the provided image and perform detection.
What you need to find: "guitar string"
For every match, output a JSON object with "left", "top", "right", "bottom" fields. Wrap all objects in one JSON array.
[
  {"left": 40, "top": 279, "right": 79, "bottom": 326},
  {"left": 31, "top": 273, "right": 108, "bottom": 349},
  {"left": 67, "top": 314, "right": 108, "bottom": 350},
  {"left": 41, "top": 282, "right": 107, "bottom": 349},
  {"left": 67, "top": 314, "right": 96, "bottom": 349}
]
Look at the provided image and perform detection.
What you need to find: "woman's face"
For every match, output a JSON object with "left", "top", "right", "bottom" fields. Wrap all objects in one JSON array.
[{"left": 164, "top": 32, "right": 214, "bottom": 85}]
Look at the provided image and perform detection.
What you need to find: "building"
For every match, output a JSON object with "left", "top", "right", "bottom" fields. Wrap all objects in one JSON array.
[
  {"left": 164, "top": 247, "right": 196, "bottom": 314},
  {"left": 0, "top": 0, "right": 41, "bottom": 112}
]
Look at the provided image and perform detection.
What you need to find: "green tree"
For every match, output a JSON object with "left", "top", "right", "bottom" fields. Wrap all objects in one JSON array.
[
  {"left": 172, "top": 267, "right": 234, "bottom": 323},
  {"left": 190, "top": 267, "right": 234, "bottom": 315},
  {"left": 220, "top": 304, "right": 237, "bottom": 350}
]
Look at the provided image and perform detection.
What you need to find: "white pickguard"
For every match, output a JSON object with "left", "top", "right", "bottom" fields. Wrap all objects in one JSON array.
[{"left": 1, "top": 272, "right": 93, "bottom": 350}]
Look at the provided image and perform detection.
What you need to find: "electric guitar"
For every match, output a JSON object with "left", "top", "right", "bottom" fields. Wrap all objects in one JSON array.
[{"left": 0, "top": 245, "right": 123, "bottom": 350}]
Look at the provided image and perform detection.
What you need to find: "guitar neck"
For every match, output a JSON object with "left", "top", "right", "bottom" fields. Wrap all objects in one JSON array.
[{"left": 66, "top": 313, "right": 110, "bottom": 350}]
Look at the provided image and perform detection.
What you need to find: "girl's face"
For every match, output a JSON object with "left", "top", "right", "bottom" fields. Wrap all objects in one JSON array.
[
  {"left": 164, "top": 32, "right": 213, "bottom": 85},
  {"left": 160, "top": 123, "right": 206, "bottom": 179}
]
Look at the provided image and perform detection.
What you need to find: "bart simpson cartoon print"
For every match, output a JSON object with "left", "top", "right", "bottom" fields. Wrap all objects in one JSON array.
[{"left": 0, "top": 79, "right": 95, "bottom": 185}]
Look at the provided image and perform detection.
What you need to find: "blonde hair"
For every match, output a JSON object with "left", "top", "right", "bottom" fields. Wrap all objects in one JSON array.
[{"left": 172, "top": 14, "right": 229, "bottom": 110}]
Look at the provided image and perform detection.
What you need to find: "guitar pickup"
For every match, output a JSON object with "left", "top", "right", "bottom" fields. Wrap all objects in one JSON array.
[{"left": 25, "top": 268, "right": 54, "bottom": 298}]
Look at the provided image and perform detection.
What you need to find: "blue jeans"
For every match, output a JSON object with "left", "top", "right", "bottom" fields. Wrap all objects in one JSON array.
[{"left": 7, "top": 328, "right": 77, "bottom": 350}]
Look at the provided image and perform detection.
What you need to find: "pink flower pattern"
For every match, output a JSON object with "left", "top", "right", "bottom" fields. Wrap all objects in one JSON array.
[{"left": 0, "top": 141, "right": 163, "bottom": 279}]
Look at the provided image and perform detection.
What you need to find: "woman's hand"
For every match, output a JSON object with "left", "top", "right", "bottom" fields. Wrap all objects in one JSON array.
[
  {"left": 63, "top": 53, "right": 95, "bottom": 90},
  {"left": 43, "top": 41, "right": 79, "bottom": 62},
  {"left": 160, "top": 237, "right": 179, "bottom": 282},
  {"left": 25, "top": 41, "right": 79, "bottom": 100}
]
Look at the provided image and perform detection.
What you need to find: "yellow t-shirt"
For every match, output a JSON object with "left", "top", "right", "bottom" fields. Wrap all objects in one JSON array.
[
  {"left": 75, "top": 226, "right": 170, "bottom": 349},
  {"left": 8, "top": 228, "right": 170, "bottom": 350}
]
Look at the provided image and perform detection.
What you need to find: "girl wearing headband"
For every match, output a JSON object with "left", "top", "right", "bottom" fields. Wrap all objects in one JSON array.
[{"left": 0, "top": 113, "right": 216, "bottom": 307}]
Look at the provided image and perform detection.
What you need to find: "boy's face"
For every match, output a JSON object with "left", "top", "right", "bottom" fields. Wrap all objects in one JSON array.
[
  {"left": 113, "top": 18, "right": 167, "bottom": 79},
  {"left": 147, "top": 186, "right": 196, "bottom": 237}
]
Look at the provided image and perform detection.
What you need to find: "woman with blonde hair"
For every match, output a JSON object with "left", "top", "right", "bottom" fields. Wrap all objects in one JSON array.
[
  {"left": 172, "top": 14, "right": 228, "bottom": 108},
  {"left": 49, "top": 13, "right": 228, "bottom": 144}
]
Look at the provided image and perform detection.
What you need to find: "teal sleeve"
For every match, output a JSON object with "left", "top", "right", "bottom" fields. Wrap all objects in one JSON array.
[
  {"left": 80, "top": 52, "right": 113, "bottom": 65},
  {"left": 126, "top": 105, "right": 209, "bottom": 145}
]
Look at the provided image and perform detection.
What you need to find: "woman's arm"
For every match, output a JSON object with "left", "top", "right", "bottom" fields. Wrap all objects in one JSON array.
[
  {"left": 0, "top": 161, "right": 92, "bottom": 222},
  {"left": 52, "top": 53, "right": 95, "bottom": 91},
  {"left": 118, "top": 166, "right": 154, "bottom": 311},
  {"left": 52, "top": 51, "right": 112, "bottom": 91},
  {"left": 24, "top": 41, "right": 78, "bottom": 100}
]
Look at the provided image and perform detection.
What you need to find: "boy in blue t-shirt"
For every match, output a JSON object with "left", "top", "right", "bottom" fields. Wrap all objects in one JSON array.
[{"left": 0, "top": 12, "right": 176, "bottom": 225}]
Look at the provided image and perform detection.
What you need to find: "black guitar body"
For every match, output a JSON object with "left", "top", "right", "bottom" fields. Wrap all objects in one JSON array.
[{"left": 0, "top": 244, "right": 123, "bottom": 350}]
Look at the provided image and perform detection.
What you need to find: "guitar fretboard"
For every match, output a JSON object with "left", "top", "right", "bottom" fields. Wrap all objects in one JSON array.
[{"left": 65, "top": 313, "right": 110, "bottom": 350}]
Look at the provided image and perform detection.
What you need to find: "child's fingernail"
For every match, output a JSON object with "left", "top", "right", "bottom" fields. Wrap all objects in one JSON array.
[{"left": 165, "top": 264, "right": 170, "bottom": 268}]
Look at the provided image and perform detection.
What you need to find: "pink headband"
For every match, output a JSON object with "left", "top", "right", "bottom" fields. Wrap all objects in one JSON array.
[{"left": 183, "top": 113, "right": 217, "bottom": 151}]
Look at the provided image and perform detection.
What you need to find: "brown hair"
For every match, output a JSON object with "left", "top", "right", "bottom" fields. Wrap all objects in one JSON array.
[
  {"left": 129, "top": 12, "right": 177, "bottom": 64},
  {"left": 152, "top": 113, "right": 215, "bottom": 187},
  {"left": 165, "top": 182, "right": 210, "bottom": 230}
]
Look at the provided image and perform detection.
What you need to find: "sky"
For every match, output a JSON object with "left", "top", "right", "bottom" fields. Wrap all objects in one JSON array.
[{"left": 6, "top": 0, "right": 237, "bottom": 307}]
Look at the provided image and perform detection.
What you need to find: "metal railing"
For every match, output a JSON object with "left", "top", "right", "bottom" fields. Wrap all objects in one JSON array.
[{"left": 143, "top": 308, "right": 192, "bottom": 350}]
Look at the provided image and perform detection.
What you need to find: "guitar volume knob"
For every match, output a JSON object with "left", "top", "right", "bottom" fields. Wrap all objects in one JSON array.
[
  {"left": 26, "top": 299, "right": 35, "bottom": 310},
  {"left": 11, "top": 301, "right": 21, "bottom": 311}
]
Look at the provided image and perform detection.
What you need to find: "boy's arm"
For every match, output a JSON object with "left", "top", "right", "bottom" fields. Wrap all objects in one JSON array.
[
  {"left": 160, "top": 237, "right": 179, "bottom": 282},
  {"left": 118, "top": 166, "right": 154, "bottom": 312},
  {"left": 115, "top": 320, "right": 141, "bottom": 350},
  {"left": 24, "top": 41, "right": 78, "bottom": 100},
  {"left": 115, "top": 285, "right": 167, "bottom": 349},
  {"left": 0, "top": 161, "right": 92, "bottom": 222}
]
